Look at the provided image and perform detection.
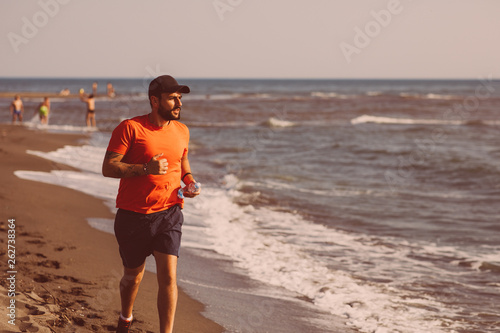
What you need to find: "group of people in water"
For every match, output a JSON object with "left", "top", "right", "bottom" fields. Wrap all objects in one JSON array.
[{"left": 9, "top": 82, "right": 116, "bottom": 127}]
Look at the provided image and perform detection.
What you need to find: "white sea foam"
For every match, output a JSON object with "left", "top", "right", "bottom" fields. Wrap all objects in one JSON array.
[
  {"left": 205, "top": 93, "right": 237, "bottom": 100},
  {"left": 351, "top": 115, "right": 463, "bottom": 126},
  {"left": 185, "top": 92, "right": 274, "bottom": 101},
  {"left": 185, "top": 187, "right": 471, "bottom": 332},
  {"left": 264, "top": 117, "right": 295, "bottom": 128},
  {"left": 187, "top": 121, "right": 260, "bottom": 128},
  {"left": 15, "top": 170, "right": 118, "bottom": 208},
  {"left": 16, "top": 143, "right": 491, "bottom": 333},
  {"left": 27, "top": 145, "right": 107, "bottom": 174},
  {"left": 311, "top": 92, "right": 354, "bottom": 99},
  {"left": 399, "top": 92, "right": 458, "bottom": 100},
  {"left": 23, "top": 115, "right": 101, "bottom": 133},
  {"left": 87, "top": 217, "right": 115, "bottom": 234},
  {"left": 424, "top": 93, "right": 457, "bottom": 100}
]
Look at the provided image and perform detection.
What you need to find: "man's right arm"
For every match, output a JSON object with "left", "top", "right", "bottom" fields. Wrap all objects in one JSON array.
[
  {"left": 102, "top": 151, "right": 168, "bottom": 178},
  {"left": 102, "top": 151, "right": 145, "bottom": 178}
]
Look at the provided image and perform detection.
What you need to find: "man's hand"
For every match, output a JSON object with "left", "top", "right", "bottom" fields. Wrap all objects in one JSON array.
[
  {"left": 148, "top": 153, "right": 168, "bottom": 175},
  {"left": 178, "top": 182, "right": 201, "bottom": 199}
]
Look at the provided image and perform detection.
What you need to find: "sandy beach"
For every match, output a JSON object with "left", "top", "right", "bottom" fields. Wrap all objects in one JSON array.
[{"left": 0, "top": 124, "right": 223, "bottom": 332}]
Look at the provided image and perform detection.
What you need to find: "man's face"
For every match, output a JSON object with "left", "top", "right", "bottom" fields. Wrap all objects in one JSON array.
[{"left": 157, "top": 92, "right": 183, "bottom": 121}]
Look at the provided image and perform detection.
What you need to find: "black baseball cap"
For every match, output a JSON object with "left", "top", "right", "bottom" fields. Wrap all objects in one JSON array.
[{"left": 148, "top": 75, "right": 190, "bottom": 98}]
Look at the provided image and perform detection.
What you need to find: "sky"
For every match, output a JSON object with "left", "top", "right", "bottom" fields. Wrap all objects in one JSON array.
[{"left": 1, "top": 0, "right": 499, "bottom": 79}]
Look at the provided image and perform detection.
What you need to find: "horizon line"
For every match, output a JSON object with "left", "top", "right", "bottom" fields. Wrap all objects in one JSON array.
[{"left": 0, "top": 76, "right": 495, "bottom": 81}]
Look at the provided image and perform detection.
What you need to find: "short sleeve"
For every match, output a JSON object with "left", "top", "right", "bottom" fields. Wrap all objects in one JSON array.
[
  {"left": 107, "top": 120, "right": 134, "bottom": 155},
  {"left": 183, "top": 125, "right": 189, "bottom": 157}
]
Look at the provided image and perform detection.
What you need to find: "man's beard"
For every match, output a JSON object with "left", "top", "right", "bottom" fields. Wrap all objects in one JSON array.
[{"left": 158, "top": 104, "right": 181, "bottom": 121}]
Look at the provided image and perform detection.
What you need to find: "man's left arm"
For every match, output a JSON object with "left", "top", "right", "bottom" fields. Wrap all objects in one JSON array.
[{"left": 180, "top": 153, "right": 200, "bottom": 198}]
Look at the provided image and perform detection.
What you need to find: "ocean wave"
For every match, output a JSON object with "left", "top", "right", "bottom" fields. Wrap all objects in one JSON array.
[
  {"left": 311, "top": 92, "right": 356, "bottom": 99},
  {"left": 451, "top": 259, "right": 500, "bottom": 274},
  {"left": 400, "top": 92, "right": 459, "bottom": 100},
  {"left": 27, "top": 144, "right": 106, "bottom": 174},
  {"left": 23, "top": 122, "right": 100, "bottom": 133},
  {"left": 479, "top": 262, "right": 500, "bottom": 273},
  {"left": 110, "top": 93, "right": 148, "bottom": 101},
  {"left": 187, "top": 92, "right": 274, "bottom": 101},
  {"left": 187, "top": 121, "right": 259, "bottom": 128},
  {"left": 21, "top": 114, "right": 101, "bottom": 133},
  {"left": 205, "top": 93, "right": 240, "bottom": 100},
  {"left": 190, "top": 187, "right": 479, "bottom": 333},
  {"left": 465, "top": 119, "right": 500, "bottom": 127},
  {"left": 244, "top": 179, "right": 383, "bottom": 199},
  {"left": 14, "top": 170, "right": 118, "bottom": 203},
  {"left": 424, "top": 93, "right": 458, "bottom": 100},
  {"left": 263, "top": 117, "right": 295, "bottom": 128},
  {"left": 366, "top": 91, "right": 383, "bottom": 96},
  {"left": 351, "top": 115, "right": 463, "bottom": 126}
]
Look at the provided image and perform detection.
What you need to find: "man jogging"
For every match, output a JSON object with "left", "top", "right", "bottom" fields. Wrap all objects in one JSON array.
[{"left": 102, "top": 75, "right": 200, "bottom": 333}]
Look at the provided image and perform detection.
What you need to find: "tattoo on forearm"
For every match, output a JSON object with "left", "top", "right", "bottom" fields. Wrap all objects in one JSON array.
[
  {"left": 105, "top": 151, "right": 141, "bottom": 177},
  {"left": 105, "top": 151, "right": 122, "bottom": 159},
  {"left": 127, "top": 164, "right": 141, "bottom": 177}
]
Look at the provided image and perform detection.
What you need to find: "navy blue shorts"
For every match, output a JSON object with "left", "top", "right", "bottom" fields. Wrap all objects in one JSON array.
[{"left": 114, "top": 205, "right": 184, "bottom": 269}]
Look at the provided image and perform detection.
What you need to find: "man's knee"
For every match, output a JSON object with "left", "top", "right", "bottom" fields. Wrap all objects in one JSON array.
[
  {"left": 158, "top": 274, "right": 177, "bottom": 289},
  {"left": 121, "top": 264, "right": 145, "bottom": 287},
  {"left": 154, "top": 252, "right": 178, "bottom": 288},
  {"left": 121, "top": 273, "right": 143, "bottom": 287}
]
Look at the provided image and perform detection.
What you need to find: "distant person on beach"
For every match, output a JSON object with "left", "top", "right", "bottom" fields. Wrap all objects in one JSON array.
[
  {"left": 107, "top": 82, "right": 116, "bottom": 98},
  {"left": 36, "top": 97, "right": 50, "bottom": 124},
  {"left": 92, "top": 81, "right": 98, "bottom": 95},
  {"left": 59, "top": 88, "right": 70, "bottom": 96},
  {"left": 80, "top": 92, "right": 96, "bottom": 127},
  {"left": 10, "top": 95, "right": 24, "bottom": 123},
  {"left": 102, "top": 75, "right": 200, "bottom": 333}
]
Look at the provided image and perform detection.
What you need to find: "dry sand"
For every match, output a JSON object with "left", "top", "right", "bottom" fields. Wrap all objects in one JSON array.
[{"left": 0, "top": 124, "right": 223, "bottom": 332}]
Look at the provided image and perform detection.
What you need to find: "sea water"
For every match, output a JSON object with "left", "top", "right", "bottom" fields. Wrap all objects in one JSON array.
[{"left": 3, "top": 78, "right": 500, "bottom": 332}]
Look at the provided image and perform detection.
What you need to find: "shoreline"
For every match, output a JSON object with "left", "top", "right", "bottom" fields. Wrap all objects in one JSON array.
[
  {"left": 0, "top": 124, "right": 223, "bottom": 332},
  {"left": 0, "top": 92, "right": 111, "bottom": 99}
]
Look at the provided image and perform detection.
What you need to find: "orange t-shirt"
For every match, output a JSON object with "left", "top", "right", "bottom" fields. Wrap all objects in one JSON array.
[{"left": 107, "top": 115, "right": 189, "bottom": 214}]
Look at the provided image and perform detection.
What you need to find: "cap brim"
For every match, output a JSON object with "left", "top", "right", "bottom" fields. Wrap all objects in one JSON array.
[{"left": 175, "top": 85, "right": 190, "bottom": 93}]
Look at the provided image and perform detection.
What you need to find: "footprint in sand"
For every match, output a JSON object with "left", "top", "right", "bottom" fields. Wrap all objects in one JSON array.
[
  {"left": 37, "top": 260, "right": 61, "bottom": 269},
  {"left": 33, "top": 275, "right": 51, "bottom": 283}
]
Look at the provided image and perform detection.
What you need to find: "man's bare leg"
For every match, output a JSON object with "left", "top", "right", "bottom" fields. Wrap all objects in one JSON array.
[
  {"left": 153, "top": 251, "right": 178, "bottom": 333},
  {"left": 120, "top": 262, "right": 146, "bottom": 318}
]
